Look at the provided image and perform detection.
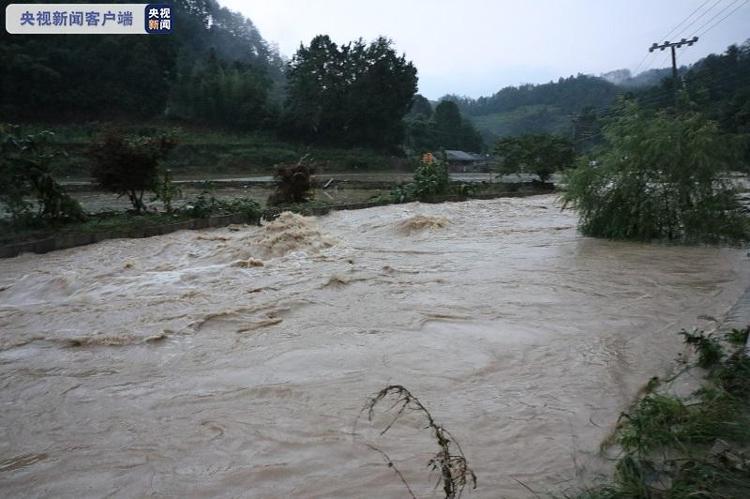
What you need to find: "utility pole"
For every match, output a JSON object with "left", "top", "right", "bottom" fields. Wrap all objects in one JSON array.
[{"left": 649, "top": 37, "right": 698, "bottom": 85}]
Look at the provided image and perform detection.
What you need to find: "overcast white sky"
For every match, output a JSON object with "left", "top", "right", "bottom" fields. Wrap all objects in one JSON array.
[{"left": 220, "top": 0, "right": 750, "bottom": 99}]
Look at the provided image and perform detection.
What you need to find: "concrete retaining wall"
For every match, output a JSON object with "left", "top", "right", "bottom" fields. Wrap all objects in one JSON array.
[{"left": 0, "top": 213, "right": 249, "bottom": 259}]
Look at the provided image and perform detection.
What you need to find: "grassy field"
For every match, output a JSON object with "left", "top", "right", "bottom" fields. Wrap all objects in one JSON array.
[{"left": 17, "top": 123, "right": 409, "bottom": 178}]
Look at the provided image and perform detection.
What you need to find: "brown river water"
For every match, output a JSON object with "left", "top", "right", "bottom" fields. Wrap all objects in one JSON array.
[{"left": 1, "top": 194, "right": 748, "bottom": 498}]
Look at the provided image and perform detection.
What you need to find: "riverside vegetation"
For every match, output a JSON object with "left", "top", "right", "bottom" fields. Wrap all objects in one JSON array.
[{"left": 574, "top": 326, "right": 750, "bottom": 499}]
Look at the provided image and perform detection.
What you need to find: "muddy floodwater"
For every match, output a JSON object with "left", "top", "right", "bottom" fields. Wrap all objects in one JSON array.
[{"left": 1, "top": 195, "right": 748, "bottom": 498}]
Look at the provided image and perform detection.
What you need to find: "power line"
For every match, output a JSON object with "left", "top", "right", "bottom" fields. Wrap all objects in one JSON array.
[
  {"left": 662, "top": 0, "right": 714, "bottom": 40},
  {"left": 672, "top": 0, "right": 725, "bottom": 39},
  {"left": 695, "top": 0, "right": 750, "bottom": 37},
  {"left": 689, "top": 0, "right": 743, "bottom": 35},
  {"left": 639, "top": 1, "right": 723, "bottom": 75},
  {"left": 633, "top": 0, "right": 712, "bottom": 75}
]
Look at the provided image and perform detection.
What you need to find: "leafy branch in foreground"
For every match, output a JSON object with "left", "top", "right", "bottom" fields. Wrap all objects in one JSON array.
[{"left": 359, "top": 384, "right": 476, "bottom": 499}]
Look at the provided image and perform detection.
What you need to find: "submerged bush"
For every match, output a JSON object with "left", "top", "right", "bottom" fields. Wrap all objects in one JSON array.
[{"left": 563, "top": 102, "right": 749, "bottom": 243}]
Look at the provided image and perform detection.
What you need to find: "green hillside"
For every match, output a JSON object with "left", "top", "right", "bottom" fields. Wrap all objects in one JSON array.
[{"left": 467, "top": 105, "right": 572, "bottom": 143}]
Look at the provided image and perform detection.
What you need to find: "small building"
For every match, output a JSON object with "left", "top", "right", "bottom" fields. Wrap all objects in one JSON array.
[{"left": 441, "top": 150, "right": 491, "bottom": 172}]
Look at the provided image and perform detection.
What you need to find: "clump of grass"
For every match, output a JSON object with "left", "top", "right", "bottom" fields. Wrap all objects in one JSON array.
[
  {"left": 617, "top": 394, "right": 688, "bottom": 454},
  {"left": 359, "top": 384, "right": 477, "bottom": 499},
  {"left": 575, "top": 327, "right": 750, "bottom": 499},
  {"left": 725, "top": 326, "right": 750, "bottom": 346},
  {"left": 680, "top": 329, "right": 723, "bottom": 368},
  {"left": 715, "top": 350, "right": 750, "bottom": 398}
]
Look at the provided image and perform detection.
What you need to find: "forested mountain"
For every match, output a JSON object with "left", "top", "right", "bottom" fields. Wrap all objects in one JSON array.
[
  {"left": 447, "top": 74, "right": 618, "bottom": 117},
  {"left": 440, "top": 74, "right": 621, "bottom": 142},
  {"left": 0, "top": 0, "right": 284, "bottom": 124},
  {"left": 640, "top": 41, "right": 750, "bottom": 163},
  {"left": 1, "top": 0, "right": 424, "bottom": 150},
  {"left": 2, "top": 0, "right": 747, "bottom": 159},
  {"left": 443, "top": 41, "right": 749, "bottom": 148}
]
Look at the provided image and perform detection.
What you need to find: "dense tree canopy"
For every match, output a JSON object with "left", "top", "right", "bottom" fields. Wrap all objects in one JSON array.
[
  {"left": 408, "top": 95, "right": 433, "bottom": 119},
  {"left": 281, "top": 35, "right": 418, "bottom": 149},
  {"left": 0, "top": 0, "right": 283, "bottom": 124},
  {"left": 169, "top": 50, "right": 272, "bottom": 129},
  {"left": 405, "top": 100, "right": 484, "bottom": 153}
]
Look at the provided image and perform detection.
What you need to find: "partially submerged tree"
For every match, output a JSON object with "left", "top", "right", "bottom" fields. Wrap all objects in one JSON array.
[
  {"left": 494, "top": 133, "right": 575, "bottom": 182},
  {"left": 89, "top": 130, "right": 176, "bottom": 213},
  {"left": 562, "top": 102, "right": 749, "bottom": 243}
]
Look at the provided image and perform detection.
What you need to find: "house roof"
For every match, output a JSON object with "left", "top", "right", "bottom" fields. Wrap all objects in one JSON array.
[{"left": 444, "top": 150, "right": 479, "bottom": 162}]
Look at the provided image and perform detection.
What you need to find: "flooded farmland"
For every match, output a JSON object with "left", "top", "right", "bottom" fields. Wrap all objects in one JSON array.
[{"left": 1, "top": 194, "right": 748, "bottom": 498}]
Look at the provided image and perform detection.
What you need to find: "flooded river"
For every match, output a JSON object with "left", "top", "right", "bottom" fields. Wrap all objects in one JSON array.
[{"left": 1, "top": 194, "right": 748, "bottom": 498}]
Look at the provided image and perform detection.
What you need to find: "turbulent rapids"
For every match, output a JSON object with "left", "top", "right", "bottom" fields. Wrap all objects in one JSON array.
[{"left": 1, "top": 194, "right": 748, "bottom": 498}]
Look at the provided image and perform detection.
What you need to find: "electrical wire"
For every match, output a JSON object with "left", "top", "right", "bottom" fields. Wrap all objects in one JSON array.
[{"left": 695, "top": 0, "right": 750, "bottom": 37}]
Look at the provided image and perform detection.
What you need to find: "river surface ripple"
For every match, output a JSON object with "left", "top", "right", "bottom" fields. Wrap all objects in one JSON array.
[{"left": 1, "top": 195, "right": 748, "bottom": 498}]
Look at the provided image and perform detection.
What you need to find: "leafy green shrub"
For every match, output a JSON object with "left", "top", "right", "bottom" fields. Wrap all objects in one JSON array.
[
  {"left": 391, "top": 153, "right": 452, "bottom": 203},
  {"left": 494, "top": 133, "right": 575, "bottom": 182},
  {"left": 182, "top": 191, "right": 261, "bottom": 224},
  {"left": 151, "top": 169, "right": 181, "bottom": 213},
  {"left": 0, "top": 124, "right": 85, "bottom": 227},
  {"left": 89, "top": 130, "right": 176, "bottom": 213},
  {"left": 183, "top": 190, "right": 218, "bottom": 219},
  {"left": 413, "top": 154, "right": 450, "bottom": 199},
  {"left": 223, "top": 198, "right": 262, "bottom": 223},
  {"left": 579, "top": 326, "right": 750, "bottom": 499},
  {"left": 725, "top": 326, "right": 750, "bottom": 345},
  {"left": 563, "top": 102, "right": 749, "bottom": 243}
]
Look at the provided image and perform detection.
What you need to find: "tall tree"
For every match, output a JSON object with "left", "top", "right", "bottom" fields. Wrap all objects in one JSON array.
[
  {"left": 408, "top": 94, "right": 433, "bottom": 119},
  {"left": 282, "top": 35, "right": 417, "bottom": 149}
]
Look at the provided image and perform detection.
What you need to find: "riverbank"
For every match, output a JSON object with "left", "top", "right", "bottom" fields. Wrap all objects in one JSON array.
[
  {"left": 0, "top": 183, "right": 554, "bottom": 259},
  {"left": 574, "top": 286, "right": 750, "bottom": 498}
]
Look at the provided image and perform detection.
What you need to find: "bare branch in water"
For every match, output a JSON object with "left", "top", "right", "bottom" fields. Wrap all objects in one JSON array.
[{"left": 357, "top": 384, "right": 477, "bottom": 499}]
